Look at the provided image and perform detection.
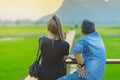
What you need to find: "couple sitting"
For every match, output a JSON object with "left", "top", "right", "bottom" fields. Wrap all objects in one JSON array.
[{"left": 37, "top": 15, "right": 106, "bottom": 80}]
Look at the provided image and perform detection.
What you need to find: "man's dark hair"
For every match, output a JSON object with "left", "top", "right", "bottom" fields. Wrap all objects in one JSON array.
[{"left": 81, "top": 19, "right": 95, "bottom": 34}]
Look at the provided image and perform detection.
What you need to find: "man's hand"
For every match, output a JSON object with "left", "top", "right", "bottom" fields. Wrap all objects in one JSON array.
[{"left": 78, "top": 66, "right": 86, "bottom": 78}]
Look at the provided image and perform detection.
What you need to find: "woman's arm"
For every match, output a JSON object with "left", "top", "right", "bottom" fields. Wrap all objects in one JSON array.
[
  {"left": 74, "top": 54, "right": 86, "bottom": 78},
  {"left": 63, "top": 56, "right": 68, "bottom": 61}
]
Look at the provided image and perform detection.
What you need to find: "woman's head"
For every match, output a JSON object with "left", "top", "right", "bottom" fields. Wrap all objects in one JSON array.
[
  {"left": 47, "top": 15, "right": 64, "bottom": 40},
  {"left": 81, "top": 19, "right": 95, "bottom": 35}
]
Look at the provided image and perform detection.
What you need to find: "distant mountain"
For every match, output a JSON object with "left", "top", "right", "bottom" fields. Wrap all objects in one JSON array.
[
  {"left": 39, "top": 0, "right": 120, "bottom": 24},
  {"left": 0, "top": 20, "right": 15, "bottom": 26},
  {"left": 0, "top": 19, "right": 36, "bottom": 26}
]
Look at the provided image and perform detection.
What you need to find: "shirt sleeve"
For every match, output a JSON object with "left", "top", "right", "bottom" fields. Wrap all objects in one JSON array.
[{"left": 71, "top": 40, "right": 88, "bottom": 55}]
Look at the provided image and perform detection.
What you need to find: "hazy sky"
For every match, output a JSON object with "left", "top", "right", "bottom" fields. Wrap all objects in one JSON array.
[{"left": 0, "top": 0, "right": 64, "bottom": 21}]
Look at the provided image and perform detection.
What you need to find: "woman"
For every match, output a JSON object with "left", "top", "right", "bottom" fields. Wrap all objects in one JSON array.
[
  {"left": 57, "top": 20, "right": 106, "bottom": 80},
  {"left": 38, "top": 15, "right": 69, "bottom": 80}
]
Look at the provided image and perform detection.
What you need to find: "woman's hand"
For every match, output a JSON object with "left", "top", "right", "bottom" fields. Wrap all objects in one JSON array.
[{"left": 78, "top": 66, "right": 86, "bottom": 78}]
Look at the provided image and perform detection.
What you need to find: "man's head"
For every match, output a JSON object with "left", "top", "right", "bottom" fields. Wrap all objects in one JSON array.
[{"left": 81, "top": 19, "right": 95, "bottom": 35}]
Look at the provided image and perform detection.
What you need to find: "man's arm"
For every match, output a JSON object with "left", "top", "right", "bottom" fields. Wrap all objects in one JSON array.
[
  {"left": 74, "top": 54, "right": 86, "bottom": 78},
  {"left": 74, "top": 54, "right": 84, "bottom": 65}
]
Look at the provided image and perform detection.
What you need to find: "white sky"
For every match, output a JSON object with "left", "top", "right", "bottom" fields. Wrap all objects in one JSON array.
[{"left": 0, "top": 0, "right": 64, "bottom": 21}]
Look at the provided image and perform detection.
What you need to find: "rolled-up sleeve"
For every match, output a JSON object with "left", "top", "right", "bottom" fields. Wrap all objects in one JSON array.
[{"left": 71, "top": 40, "right": 88, "bottom": 55}]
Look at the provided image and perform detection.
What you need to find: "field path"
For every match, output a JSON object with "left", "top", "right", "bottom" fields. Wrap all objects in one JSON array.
[{"left": 24, "top": 30, "right": 76, "bottom": 80}]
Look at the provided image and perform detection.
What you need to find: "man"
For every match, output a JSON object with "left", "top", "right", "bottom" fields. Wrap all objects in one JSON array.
[{"left": 57, "top": 20, "right": 106, "bottom": 80}]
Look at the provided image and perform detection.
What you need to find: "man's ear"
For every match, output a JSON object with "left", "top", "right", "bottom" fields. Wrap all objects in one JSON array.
[
  {"left": 81, "top": 31, "right": 84, "bottom": 35},
  {"left": 81, "top": 31, "right": 87, "bottom": 36}
]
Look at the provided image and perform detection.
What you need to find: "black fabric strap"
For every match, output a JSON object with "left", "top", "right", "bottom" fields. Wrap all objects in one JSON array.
[{"left": 36, "top": 37, "right": 45, "bottom": 61}]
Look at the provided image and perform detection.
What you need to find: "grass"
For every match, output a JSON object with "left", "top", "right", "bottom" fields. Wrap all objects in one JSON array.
[
  {"left": 103, "top": 36, "right": 120, "bottom": 80},
  {"left": 0, "top": 37, "right": 40, "bottom": 80},
  {"left": 0, "top": 25, "right": 70, "bottom": 35},
  {"left": 0, "top": 25, "right": 120, "bottom": 80}
]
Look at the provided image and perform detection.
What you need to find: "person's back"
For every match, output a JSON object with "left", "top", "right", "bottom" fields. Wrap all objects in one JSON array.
[
  {"left": 79, "top": 32, "right": 106, "bottom": 80},
  {"left": 39, "top": 37, "right": 69, "bottom": 80},
  {"left": 83, "top": 32, "right": 106, "bottom": 59},
  {"left": 38, "top": 15, "right": 69, "bottom": 80},
  {"left": 41, "top": 38, "right": 69, "bottom": 66}
]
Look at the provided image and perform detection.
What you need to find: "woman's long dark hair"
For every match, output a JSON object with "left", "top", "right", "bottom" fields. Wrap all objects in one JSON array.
[{"left": 47, "top": 15, "right": 64, "bottom": 41}]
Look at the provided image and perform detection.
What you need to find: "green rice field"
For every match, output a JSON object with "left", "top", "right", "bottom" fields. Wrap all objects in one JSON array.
[{"left": 0, "top": 25, "right": 120, "bottom": 80}]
